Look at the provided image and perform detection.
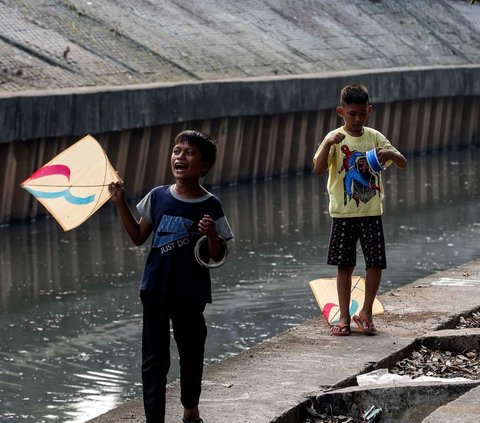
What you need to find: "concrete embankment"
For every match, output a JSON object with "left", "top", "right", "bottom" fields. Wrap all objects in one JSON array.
[
  {"left": 88, "top": 259, "right": 480, "bottom": 423},
  {"left": 2, "top": 1, "right": 480, "bottom": 93}
]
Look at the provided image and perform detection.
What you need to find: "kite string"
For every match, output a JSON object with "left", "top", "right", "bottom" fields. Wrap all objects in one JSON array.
[
  {"left": 22, "top": 184, "right": 112, "bottom": 187},
  {"left": 83, "top": 150, "right": 113, "bottom": 222},
  {"left": 328, "top": 275, "right": 363, "bottom": 324}
]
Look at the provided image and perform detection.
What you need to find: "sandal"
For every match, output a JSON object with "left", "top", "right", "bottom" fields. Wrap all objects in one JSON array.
[
  {"left": 352, "top": 314, "right": 377, "bottom": 336},
  {"left": 330, "top": 323, "right": 351, "bottom": 336}
]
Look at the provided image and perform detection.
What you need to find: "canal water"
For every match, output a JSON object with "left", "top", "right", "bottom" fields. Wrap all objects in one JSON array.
[{"left": 1, "top": 147, "right": 480, "bottom": 422}]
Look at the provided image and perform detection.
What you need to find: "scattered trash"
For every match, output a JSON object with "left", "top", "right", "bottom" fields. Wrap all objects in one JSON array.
[
  {"left": 305, "top": 401, "right": 381, "bottom": 422},
  {"left": 361, "top": 405, "right": 382, "bottom": 422},
  {"left": 304, "top": 336, "right": 480, "bottom": 422},
  {"left": 357, "top": 343, "right": 480, "bottom": 387},
  {"left": 392, "top": 345, "right": 480, "bottom": 380},
  {"left": 456, "top": 311, "right": 480, "bottom": 328},
  {"left": 304, "top": 412, "right": 357, "bottom": 422}
]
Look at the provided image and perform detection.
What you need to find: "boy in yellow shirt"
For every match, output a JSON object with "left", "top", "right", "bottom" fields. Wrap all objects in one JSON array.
[{"left": 313, "top": 84, "right": 407, "bottom": 336}]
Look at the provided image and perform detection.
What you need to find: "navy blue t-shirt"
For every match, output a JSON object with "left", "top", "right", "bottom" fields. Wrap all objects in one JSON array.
[{"left": 136, "top": 185, "right": 233, "bottom": 303}]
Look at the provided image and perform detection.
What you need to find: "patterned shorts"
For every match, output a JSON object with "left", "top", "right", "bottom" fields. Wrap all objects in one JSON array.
[{"left": 327, "top": 216, "right": 387, "bottom": 269}]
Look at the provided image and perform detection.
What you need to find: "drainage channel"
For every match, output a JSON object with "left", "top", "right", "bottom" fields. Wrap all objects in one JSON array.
[{"left": 277, "top": 309, "right": 480, "bottom": 423}]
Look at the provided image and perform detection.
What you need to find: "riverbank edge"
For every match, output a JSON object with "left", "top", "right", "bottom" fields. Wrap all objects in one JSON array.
[{"left": 87, "top": 258, "right": 480, "bottom": 423}]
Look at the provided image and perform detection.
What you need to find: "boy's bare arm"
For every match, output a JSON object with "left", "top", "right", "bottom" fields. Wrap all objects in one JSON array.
[
  {"left": 377, "top": 148, "right": 407, "bottom": 169},
  {"left": 109, "top": 182, "right": 153, "bottom": 246},
  {"left": 198, "top": 214, "right": 225, "bottom": 262},
  {"left": 314, "top": 132, "right": 345, "bottom": 176}
]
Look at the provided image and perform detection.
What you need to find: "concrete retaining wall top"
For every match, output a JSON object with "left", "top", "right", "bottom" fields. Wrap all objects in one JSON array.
[{"left": 1, "top": 65, "right": 480, "bottom": 143}]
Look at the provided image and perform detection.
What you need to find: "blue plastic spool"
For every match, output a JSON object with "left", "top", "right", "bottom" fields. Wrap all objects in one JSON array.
[{"left": 366, "top": 148, "right": 385, "bottom": 172}]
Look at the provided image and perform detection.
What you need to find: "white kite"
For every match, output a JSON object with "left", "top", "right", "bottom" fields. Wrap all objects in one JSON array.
[{"left": 21, "top": 134, "right": 121, "bottom": 231}]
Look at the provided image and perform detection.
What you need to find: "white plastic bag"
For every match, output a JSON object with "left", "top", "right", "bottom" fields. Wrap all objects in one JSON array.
[{"left": 356, "top": 368, "right": 470, "bottom": 387}]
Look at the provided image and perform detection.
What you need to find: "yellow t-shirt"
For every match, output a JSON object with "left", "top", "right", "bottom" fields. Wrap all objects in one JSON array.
[{"left": 313, "top": 126, "right": 398, "bottom": 218}]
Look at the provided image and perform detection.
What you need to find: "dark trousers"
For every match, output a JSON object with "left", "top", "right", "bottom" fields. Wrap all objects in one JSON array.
[{"left": 140, "top": 291, "right": 207, "bottom": 423}]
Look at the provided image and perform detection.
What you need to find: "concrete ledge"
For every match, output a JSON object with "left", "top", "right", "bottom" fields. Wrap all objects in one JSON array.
[
  {"left": 87, "top": 259, "right": 480, "bottom": 423},
  {"left": 422, "top": 385, "right": 480, "bottom": 423},
  {"left": 1, "top": 65, "right": 480, "bottom": 143}
]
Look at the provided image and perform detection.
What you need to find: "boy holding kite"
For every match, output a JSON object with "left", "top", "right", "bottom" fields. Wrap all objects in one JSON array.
[{"left": 109, "top": 130, "right": 234, "bottom": 423}]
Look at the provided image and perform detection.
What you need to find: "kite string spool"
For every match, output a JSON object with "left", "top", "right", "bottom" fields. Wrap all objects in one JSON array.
[
  {"left": 194, "top": 235, "right": 229, "bottom": 268},
  {"left": 365, "top": 148, "right": 386, "bottom": 173}
]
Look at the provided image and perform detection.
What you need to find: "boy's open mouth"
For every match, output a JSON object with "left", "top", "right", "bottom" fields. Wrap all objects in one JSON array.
[{"left": 174, "top": 162, "right": 186, "bottom": 170}]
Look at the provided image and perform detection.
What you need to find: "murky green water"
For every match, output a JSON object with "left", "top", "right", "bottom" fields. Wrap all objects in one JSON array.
[{"left": 1, "top": 147, "right": 480, "bottom": 422}]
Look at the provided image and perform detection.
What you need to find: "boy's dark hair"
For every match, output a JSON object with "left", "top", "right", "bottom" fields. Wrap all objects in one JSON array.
[
  {"left": 174, "top": 130, "right": 217, "bottom": 165},
  {"left": 340, "top": 84, "right": 369, "bottom": 106}
]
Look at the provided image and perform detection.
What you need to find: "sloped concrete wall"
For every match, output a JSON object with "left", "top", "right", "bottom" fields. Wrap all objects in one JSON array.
[{"left": 1, "top": 0, "right": 479, "bottom": 92}]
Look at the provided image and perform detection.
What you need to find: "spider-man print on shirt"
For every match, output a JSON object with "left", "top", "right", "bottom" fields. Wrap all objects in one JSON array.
[{"left": 339, "top": 145, "right": 380, "bottom": 207}]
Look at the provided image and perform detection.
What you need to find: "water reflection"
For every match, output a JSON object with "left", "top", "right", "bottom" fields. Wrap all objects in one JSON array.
[{"left": 1, "top": 147, "right": 480, "bottom": 421}]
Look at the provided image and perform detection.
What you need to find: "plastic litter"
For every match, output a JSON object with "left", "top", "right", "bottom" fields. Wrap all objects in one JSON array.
[
  {"left": 361, "top": 405, "right": 382, "bottom": 422},
  {"left": 356, "top": 368, "right": 471, "bottom": 387}
]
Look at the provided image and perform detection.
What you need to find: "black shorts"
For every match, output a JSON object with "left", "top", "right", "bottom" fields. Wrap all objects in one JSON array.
[{"left": 327, "top": 216, "right": 387, "bottom": 269}]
